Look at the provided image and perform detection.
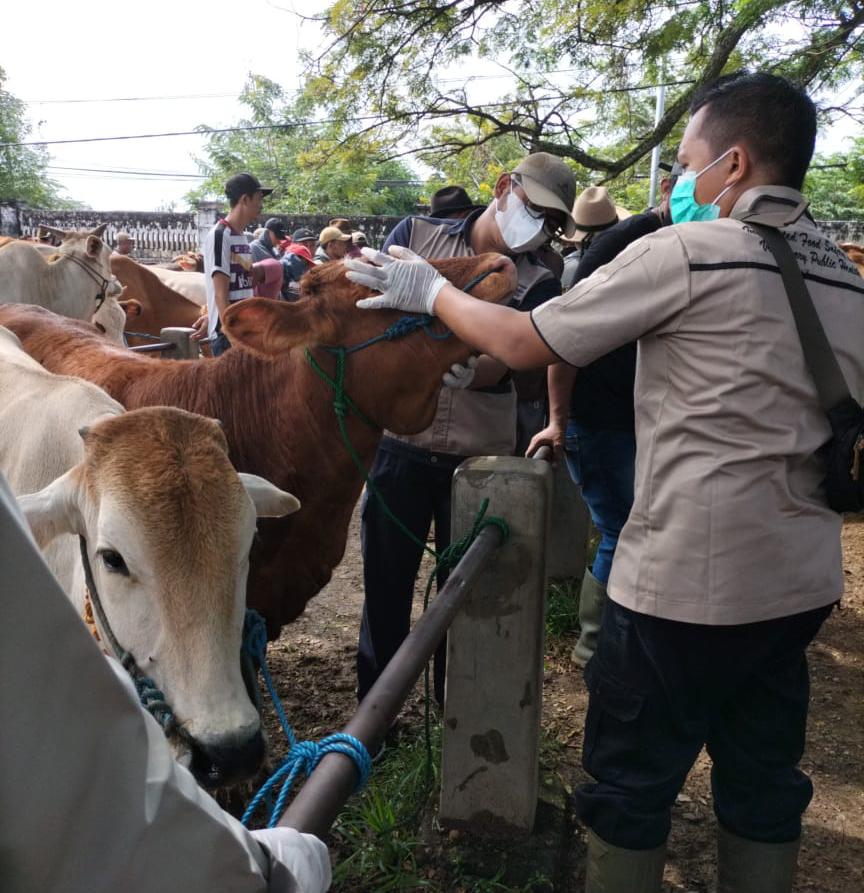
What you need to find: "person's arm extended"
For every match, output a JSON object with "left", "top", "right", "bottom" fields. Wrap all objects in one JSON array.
[
  {"left": 548, "top": 362, "right": 577, "bottom": 430},
  {"left": 433, "top": 282, "right": 558, "bottom": 370},
  {"left": 525, "top": 362, "right": 577, "bottom": 456}
]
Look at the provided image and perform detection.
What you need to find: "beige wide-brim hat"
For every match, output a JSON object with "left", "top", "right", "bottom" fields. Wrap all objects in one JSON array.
[{"left": 566, "top": 186, "right": 631, "bottom": 243}]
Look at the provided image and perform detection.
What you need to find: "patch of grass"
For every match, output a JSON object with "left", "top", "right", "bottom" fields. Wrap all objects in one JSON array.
[
  {"left": 330, "top": 724, "right": 441, "bottom": 891},
  {"left": 546, "top": 577, "right": 580, "bottom": 638}
]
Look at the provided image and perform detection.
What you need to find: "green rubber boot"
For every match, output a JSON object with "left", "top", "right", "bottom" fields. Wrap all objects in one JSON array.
[
  {"left": 572, "top": 569, "right": 606, "bottom": 667},
  {"left": 585, "top": 828, "right": 666, "bottom": 893},
  {"left": 716, "top": 825, "right": 801, "bottom": 893}
]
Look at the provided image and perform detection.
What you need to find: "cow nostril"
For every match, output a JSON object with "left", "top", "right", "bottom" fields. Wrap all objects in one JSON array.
[{"left": 190, "top": 729, "right": 265, "bottom": 789}]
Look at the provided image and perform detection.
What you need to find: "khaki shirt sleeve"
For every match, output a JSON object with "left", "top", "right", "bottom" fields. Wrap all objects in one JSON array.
[{"left": 530, "top": 228, "right": 691, "bottom": 367}]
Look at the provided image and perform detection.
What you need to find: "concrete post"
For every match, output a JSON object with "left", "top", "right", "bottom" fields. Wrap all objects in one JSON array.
[
  {"left": 546, "top": 459, "right": 590, "bottom": 580},
  {"left": 0, "top": 202, "right": 22, "bottom": 237},
  {"left": 440, "top": 456, "right": 552, "bottom": 837},
  {"left": 159, "top": 327, "right": 200, "bottom": 360},
  {"left": 196, "top": 201, "right": 223, "bottom": 251}
]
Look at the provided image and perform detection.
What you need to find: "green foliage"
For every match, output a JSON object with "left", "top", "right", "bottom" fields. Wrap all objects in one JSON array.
[
  {"left": 295, "top": 0, "right": 864, "bottom": 186},
  {"left": 546, "top": 578, "right": 581, "bottom": 638},
  {"left": 0, "top": 66, "right": 79, "bottom": 208},
  {"left": 188, "top": 75, "right": 422, "bottom": 215},
  {"left": 330, "top": 727, "right": 438, "bottom": 891},
  {"left": 804, "top": 140, "right": 864, "bottom": 220}
]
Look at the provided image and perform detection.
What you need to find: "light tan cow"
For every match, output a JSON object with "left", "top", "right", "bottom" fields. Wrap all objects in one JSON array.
[
  {"left": 0, "top": 325, "right": 300, "bottom": 788},
  {"left": 0, "top": 224, "right": 121, "bottom": 321},
  {"left": 148, "top": 264, "right": 206, "bottom": 304}
]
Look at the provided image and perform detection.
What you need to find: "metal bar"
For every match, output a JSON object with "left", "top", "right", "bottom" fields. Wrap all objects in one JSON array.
[
  {"left": 129, "top": 342, "right": 173, "bottom": 354},
  {"left": 279, "top": 524, "right": 505, "bottom": 837}
]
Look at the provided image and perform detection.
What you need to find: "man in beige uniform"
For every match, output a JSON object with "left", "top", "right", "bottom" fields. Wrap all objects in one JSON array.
[{"left": 347, "top": 73, "right": 864, "bottom": 892}]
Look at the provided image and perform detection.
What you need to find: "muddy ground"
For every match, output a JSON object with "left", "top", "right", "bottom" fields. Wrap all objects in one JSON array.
[{"left": 258, "top": 509, "right": 864, "bottom": 891}]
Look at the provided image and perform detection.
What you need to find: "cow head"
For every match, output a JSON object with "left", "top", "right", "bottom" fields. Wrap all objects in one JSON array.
[
  {"left": 18, "top": 406, "right": 300, "bottom": 788},
  {"left": 222, "top": 252, "right": 517, "bottom": 434}
]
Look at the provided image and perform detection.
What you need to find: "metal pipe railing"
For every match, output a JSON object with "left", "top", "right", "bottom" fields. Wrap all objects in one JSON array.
[{"left": 279, "top": 524, "right": 505, "bottom": 837}]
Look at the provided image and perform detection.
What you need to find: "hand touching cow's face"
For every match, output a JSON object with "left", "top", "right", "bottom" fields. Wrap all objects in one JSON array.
[{"left": 221, "top": 253, "right": 517, "bottom": 434}]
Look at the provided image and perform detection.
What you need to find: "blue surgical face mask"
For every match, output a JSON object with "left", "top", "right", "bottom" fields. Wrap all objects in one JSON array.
[{"left": 670, "top": 148, "right": 735, "bottom": 224}]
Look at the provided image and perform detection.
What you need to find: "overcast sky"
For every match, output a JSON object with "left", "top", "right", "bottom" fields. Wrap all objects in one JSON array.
[{"left": 3, "top": 1, "right": 861, "bottom": 212}]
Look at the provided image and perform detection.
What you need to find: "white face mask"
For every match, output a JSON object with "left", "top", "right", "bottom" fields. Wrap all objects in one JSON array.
[{"left": 495, "top": 187, "right": 547, "bottom": 253}]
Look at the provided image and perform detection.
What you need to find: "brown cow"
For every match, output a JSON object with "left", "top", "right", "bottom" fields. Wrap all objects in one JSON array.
[
  {"left": 0, "top": 253, "right": 516, "bottom": 637},
  {"left": 839, "top": 242, "right": 864, "bottom": 278},
  {"left": 110, "top": 255, "right": 204, "bottom": 344}
]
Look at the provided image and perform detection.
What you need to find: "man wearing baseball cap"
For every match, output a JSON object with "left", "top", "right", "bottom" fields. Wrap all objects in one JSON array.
[
  {"left": 250, "top": 217, "right": 287, "bottom": 263},
  {"left": 113, "top": 231, "right": 135, "bottom": 257},
  {"left": 200, "top": 171, "right": 273, "bottom": 355},
  {"left": 354, "top": 152, "right": 576, "bottom": 707},
  {"left": 314, "top": 225, "right": 352, "bottom": 264}
]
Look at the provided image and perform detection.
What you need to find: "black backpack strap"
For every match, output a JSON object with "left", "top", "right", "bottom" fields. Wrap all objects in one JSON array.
[{"left": 752, "top": 223, "right": 852, "bottom": 413}]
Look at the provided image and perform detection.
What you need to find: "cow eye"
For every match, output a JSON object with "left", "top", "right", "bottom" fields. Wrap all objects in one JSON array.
[{"left": 99, "top": 549, "right": 129, "bottom": 576}]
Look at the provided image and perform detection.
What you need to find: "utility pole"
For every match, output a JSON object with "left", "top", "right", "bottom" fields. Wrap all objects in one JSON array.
[{"left": 647, "top": 77, "right": 666, "bottom": 208}]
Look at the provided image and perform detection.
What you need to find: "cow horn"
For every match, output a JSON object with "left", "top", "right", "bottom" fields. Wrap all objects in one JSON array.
[
  {"left": 40, "top": 225, "right": 68, "bottom": 242},
  {"left": 90, "top": 223, "right": 109, "bottom": 238}
]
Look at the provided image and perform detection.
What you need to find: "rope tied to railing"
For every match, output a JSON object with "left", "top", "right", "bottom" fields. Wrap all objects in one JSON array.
[{"left": 240, "top": 609, "right": 372, "bottom": 829}]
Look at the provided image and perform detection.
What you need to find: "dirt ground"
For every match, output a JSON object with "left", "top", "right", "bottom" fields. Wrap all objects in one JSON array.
[{"left": 260, "top": 509, "right": 864, "bottom": 891}]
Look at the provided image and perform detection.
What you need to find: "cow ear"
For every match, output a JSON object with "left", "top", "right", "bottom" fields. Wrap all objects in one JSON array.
[
  {"left": 238, "top": 472, "right": 301, "bottom": 518},
  {"left": 17, "top": 470, "right": 85, "bottom": 547},
  {"left": 85, "top": 236, "right": 103, "bottom": 259},
  {"left": 90, "top": 223, "right": 109, "bottom": 239},
  {"left": 119, "top": 298, "right": 142, "bottom": 319},
  {"left": 222, "top": 298, "right": 338, "bottom": 356}
]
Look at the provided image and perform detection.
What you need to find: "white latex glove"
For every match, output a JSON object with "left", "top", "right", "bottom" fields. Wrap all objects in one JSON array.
[
  {"left": 443, "top": 355, "right": 479, "bottom": 389},
  {"left": 250, "top": 827, "right": 331, "bottom": 893},
  {"left": 345, "top": 245, "right": 448, "bottom": 315}
]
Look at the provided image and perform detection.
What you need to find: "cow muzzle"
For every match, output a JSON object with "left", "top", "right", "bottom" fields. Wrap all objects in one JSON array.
[{"left": 189, "top": 727, "right": 266, "bottom": 789}]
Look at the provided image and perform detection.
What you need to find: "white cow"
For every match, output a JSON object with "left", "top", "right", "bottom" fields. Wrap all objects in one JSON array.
[
  {"left": 149, "top": 264, "right": 207, "bottom": 305},
  {"left": 0, "top": 326, "right": 300, "bottom": 787},
  {"left": 0, "top": 224, "right": 121, "bottom": 321}
]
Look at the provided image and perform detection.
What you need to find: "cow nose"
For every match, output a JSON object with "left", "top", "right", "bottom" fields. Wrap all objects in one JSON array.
[{"left": 190, "top": 728, "right": 266, "bottom": 789}]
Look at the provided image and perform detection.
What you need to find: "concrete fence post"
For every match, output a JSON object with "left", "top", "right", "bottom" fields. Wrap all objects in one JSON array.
[
  {"left": 159, "top": 327, "right": 200, "bottom": 360},
  {"left": 196, "top": 201, "right": 223, "bottom": 251},
  {"left": 440, "top": 456, "right": 552, "bottom": 837},
  {"left": 546, "top": 459, "right": 590, "bottom": 580},
  {"left": 0, "top": 202, "right": 22, "bottom": 237}
]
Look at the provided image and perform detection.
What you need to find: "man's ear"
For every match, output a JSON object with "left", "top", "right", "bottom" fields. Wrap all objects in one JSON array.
[
  {"left": 493, "top": 172, "right": 511, "bottom": 199},
  {"left": 222, "top": 298, "right": 339, "bottom": 356},
  {"left": 17, "top": 469, "right": 85, "bottom": 548}
]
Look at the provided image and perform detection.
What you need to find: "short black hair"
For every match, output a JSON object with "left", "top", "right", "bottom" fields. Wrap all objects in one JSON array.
[{"left": 690, "top": 72, "right": 816, "bottom": 189}]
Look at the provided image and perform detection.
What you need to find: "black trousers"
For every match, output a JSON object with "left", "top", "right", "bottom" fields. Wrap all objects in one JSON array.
[
  {"left": 357, "top": 443, "right": 464, "bottom": 703},
  {"left": 575, "top": 597, "right": 834, "bottom": 849}
]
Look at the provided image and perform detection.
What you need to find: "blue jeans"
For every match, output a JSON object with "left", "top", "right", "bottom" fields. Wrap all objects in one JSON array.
[{"left": 563, "top": 422, "right": 636, "bottom": 584}]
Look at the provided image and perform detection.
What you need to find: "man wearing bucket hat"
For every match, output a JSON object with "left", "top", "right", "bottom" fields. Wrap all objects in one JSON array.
[
  {"left": 354, "top": 152, "right": 575, "bottom": 707},
  {"left": 562, "top": 186, "right": 631, "bottom": 289},
  {"left": 429, "top": 185, "right": 484, "bottom": 219}
]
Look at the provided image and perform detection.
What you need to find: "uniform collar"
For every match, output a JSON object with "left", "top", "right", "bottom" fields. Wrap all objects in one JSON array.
[{"left": 730, "top": 186, "right": 811, "bottom": 228}]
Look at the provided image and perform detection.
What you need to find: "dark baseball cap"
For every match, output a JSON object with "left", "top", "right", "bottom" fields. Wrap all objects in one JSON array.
[
  {"left": 292, "top": 227, "right": 316, "bottom": 242},
  {"left": 264, "top": 217, "right": 287, "bottom": 239},
  {"left": 225, "top": 172, "right": 274, "bottom": 204}
]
